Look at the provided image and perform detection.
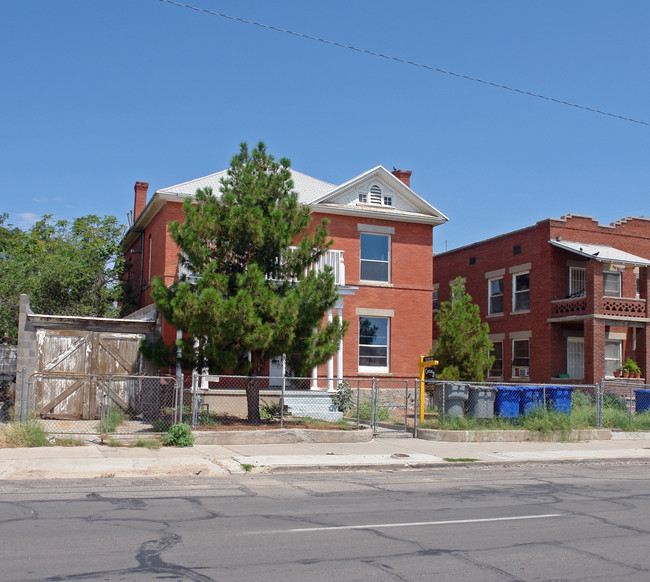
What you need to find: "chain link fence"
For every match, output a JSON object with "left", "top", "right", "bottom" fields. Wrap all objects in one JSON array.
[
  {"left": 19, "top": 373, "right": 179, "bottom": 440},
  {"left": 416, "top": 380, "right": 623, "bottom": 430}
]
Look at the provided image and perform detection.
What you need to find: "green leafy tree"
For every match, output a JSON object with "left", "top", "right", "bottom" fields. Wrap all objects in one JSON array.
[
  {"left": 433, "top": 277, "right": 494, "bottom": 381},
  {"left": 150, "top": 142, "right": 348, "bottom": 423},
  {"left": 0, "top": 213, "right": 126, "bottom": 340}
]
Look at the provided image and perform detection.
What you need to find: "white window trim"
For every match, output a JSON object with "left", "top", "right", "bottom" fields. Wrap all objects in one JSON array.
[
  {"left": 488, "top": 276, "right": 504, "bottom": 315},
  {"left": 359, "top": 232, "right": 391, "bottom": 283},
  {"left": 512, "top": 338, "right": 530, "bottom": 378},
  {"left": 358, "top": 316, "right": 390, "bottom": 374},
  {"left": 604, "top": 339, "right": 622, "bottom": 378},
  {"left": 512, "top": 271, "right": 530, "bottom": 313}
]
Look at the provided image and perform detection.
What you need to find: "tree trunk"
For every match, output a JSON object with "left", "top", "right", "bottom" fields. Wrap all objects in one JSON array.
[{"left": 246, "top": 370, "right": 261, "bottom": 425}]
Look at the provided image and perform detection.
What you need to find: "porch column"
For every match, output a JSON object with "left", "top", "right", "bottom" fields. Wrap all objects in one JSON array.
[
  {"left": 327, "top": 309, "right": 334, "bottom": 391},
  {"left": 311, "top": 323, "right": 319, "bottom": 390}
]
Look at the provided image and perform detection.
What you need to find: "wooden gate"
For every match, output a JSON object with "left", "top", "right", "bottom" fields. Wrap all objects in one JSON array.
[{"left": 34, "top": 329, "right": 143, "bottom": 419}]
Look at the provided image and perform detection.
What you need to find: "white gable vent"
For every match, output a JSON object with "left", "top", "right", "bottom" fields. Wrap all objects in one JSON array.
[{"left": 369, "top": 184, "right": 382, "bottom": 205}]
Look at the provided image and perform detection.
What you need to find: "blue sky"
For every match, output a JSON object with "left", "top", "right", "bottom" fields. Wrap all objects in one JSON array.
[{"left": 2, "top": 1, "right": 649, "bottom": 251}]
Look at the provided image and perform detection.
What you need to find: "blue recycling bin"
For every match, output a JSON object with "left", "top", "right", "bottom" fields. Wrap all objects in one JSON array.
[
  {"left": 634, "top": 389, "right": 650, "bottom": 414},
  {"left": 546, "top": 386, "right": 574, "bottom": 414},
  {"left": 494, "top": 386, "right": 521, "bottom": 418},
  {"left": 520, "top": 386, "right": 544, "bottom": 415}
]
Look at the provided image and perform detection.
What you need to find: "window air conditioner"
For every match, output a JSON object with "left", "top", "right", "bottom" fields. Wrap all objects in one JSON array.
[{"left": 513, "top": 367, "right": 529, "bottom": 378}]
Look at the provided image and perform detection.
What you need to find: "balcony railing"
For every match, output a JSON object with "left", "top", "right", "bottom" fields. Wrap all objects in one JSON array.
[
  {"left": 178, "top": 249, "right": 345, "bottom": 287},
  {"left": 551, "top": 295, "right": 647, "bottom": 318},
  {"left": 551, "top": 296, "right": 588, "bottom": 317},
  {"left": 603, "top": 297, "right": 646, "bottom": 318}
]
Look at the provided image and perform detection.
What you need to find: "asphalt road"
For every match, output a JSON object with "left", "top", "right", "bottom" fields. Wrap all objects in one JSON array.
[{"left": 2, "top": 460, "right": 650, "bottom": 581}]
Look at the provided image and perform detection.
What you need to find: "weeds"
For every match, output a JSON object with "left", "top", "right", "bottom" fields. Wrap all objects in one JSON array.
[
  {"left": 53, "top": 437, "right": 85, "bottom": 447},
  {"left": 0, "top": 421, "right": 50, "bottom": 448},
  {"left": 129, "top": 439, "right": 162, "bottom": 450},
  {"left": 444, "top": 458, "right": 478, "bottom": 462},
  {"left": 99, "top": 409, "right": 126, "bottom": 434},
  {"left": 356, "top": 399, "right": 389, "bottom": 422}
]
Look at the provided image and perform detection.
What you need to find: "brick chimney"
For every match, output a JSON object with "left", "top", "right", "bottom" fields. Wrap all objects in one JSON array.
[
  {"left": 134, "top": 181, "right": 149, "bottom": 220},
  {"left": 391, "top": 169, "right": 412, "bottom": 187}
]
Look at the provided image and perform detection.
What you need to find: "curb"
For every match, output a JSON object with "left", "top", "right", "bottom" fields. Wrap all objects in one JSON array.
[
  {"left": 416, "top": 428, "right": 613, "bottom": 442},
  {"left": 192, "top": 427, "right": 373, "bottom": 445},
  {"left": 258, "top": 455, "right": 650, "bottom": 474}
]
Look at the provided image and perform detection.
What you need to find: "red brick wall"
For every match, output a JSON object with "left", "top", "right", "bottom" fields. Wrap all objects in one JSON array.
[
  {"left": 433, "top": 215, "right": 650, "bottom": 384},
  {"left": 312, "top": 212, "right": 433, "bottom": 379}
]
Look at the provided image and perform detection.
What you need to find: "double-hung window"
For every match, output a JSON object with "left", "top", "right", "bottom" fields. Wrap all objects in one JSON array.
[
  {"left": 604, "top": 340, "right": 622, "bottom": 377},
  {"left": 603, "top": 271, "right": 621, "bottom": 297},
  {"left": 512, "top": 339, "right": 530, "bottom": 377},
  {"left": 488, "top": 277, "right": 504, "bottom": 315},
  {"left": 488, "top": 342, "right": 503, "bottom": 378},
  {"left": 360, "top": 233, "right": 390, "bottom": 282},
  {"left": 359, "top": 317, "right": 389, "bottom": 372},
  {"left": 513, "top": 272, "right": 530, "bottom": 312}
]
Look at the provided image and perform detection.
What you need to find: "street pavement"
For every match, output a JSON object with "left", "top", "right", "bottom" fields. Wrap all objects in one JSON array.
[{"left": 1, "top": 432, "right": 649, "bottom": 480}]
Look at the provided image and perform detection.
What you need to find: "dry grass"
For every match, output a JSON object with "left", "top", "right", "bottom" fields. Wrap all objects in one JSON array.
[{"left": 0, "top": 421, "right": 50, "bottom": 448}]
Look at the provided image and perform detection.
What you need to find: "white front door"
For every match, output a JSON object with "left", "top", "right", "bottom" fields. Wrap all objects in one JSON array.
[{"left": 269, "top": 355, "right": 285, "bottom": 388}]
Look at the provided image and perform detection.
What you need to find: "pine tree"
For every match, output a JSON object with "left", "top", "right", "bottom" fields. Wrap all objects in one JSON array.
[
  {"left": 150, "top": 142, "right": 348, "bottom": 423},
  {"left": 433, "top": 277, "right": 493, "bottom": 381}
]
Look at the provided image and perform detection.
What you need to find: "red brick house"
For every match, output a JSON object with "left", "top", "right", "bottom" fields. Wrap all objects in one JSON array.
[
  {"left": 433, "top": 215, "right": 650, "bottom": 385},
  {"left": 122, "top": 164, "right": 448, "bottom": 383}
]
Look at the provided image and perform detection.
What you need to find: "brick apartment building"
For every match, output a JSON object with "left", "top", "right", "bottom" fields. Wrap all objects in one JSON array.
[
  {"left": 433, "top": 215, "right": 650, "bottom": 385},
  {"left": 122, "top": 164, "right": 448, "bottom": 382}
]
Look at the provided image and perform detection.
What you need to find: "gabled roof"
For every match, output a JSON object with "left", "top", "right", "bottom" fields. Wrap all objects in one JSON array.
[
  {"left": 549, "top": 240, "right": 650, "bottom": 267},
  {"left": 309, "top": 165, "right": 448, "bottom": 224},
  {"left": 158, "top": 169, "right": 336, "bottom": 205}
]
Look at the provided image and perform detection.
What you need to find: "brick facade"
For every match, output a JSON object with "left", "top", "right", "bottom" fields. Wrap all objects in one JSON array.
[
  {"left": 123, "top": 165, "right": 446, "bottom": 380},
  {"left": 433, "top": 215, "right": 650, "bottom": 384}
]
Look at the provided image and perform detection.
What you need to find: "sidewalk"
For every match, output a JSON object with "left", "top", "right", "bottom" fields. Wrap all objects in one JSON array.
[{"left": 1, "top": 433, "right": 649, "bottom": 480}]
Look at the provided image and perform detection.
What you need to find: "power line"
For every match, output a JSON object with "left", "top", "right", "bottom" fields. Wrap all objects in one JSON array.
[{"left": 157, "top": 0, "right": 648, "bottom": 128}]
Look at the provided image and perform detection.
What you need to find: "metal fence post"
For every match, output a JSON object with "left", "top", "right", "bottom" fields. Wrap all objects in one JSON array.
[
  {"left": 18, "top": 368, "right": 27, "bottom": 422},
  {"left": 280, "top": 373, "right": 285, "bottom": 429}
]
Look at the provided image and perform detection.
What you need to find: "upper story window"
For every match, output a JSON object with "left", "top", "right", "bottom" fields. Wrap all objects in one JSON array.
[
  {"left": 513, "top": 272, "right": 530, "bottom": 311},
  {"left": 603, "top": 271, "right": 621, "bottom": 297},
  {"left": 359, "top": 184, "right": 393, "bottom": 207},
  {"left": 432, "top": 290, "right": 439, "bottom": 312},
  {"left": 360, "top": 233, "right": 390, "bottom": 282},
  {"left": 488, "top": 277, "right": 504, "bottom": 315},
  {"left": 569, "top": 267, "right": 586, "bottom": 297}
]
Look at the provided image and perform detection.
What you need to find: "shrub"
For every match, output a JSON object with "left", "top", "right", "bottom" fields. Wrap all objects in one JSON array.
[
  {"left": 331, "top": 381, "right": 354, "bottom": 413},
  {"left": 162, "top": 423, "right": 194, "bottom": 447}
]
